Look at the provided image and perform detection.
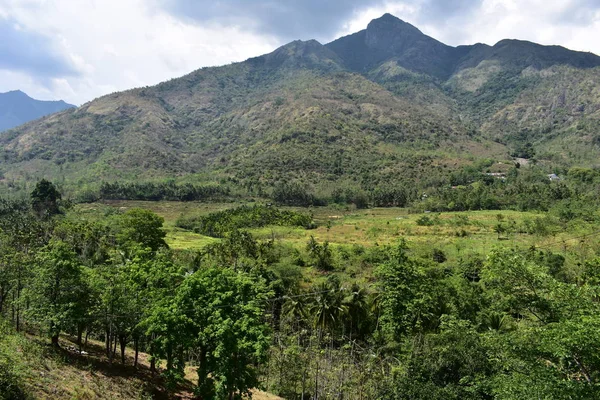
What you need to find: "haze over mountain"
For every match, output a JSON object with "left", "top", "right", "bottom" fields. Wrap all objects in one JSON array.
[
  {"left": 1, "top": 14, "right": 599, "bottom": 194},
  {"left": 0, "top": 90, "right": 75, "bottom": 132}
]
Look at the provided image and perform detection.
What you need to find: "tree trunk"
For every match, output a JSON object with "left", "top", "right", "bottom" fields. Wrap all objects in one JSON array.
[
  {"left": 77, "top": 325, "right": 84, "bottom": 352},
  {"left": 51, "top": 333, "right": 60, "bottom": 347},
  {"left": 112, "top": 333, "right": 117, "bottom": 361},
  {"left": 301, "top": 366, "right": 306, "bottom": 400},
  {"left": 134, "top": 337, "right": 139, "bottom": 368},
  {"left": 85, "top": 330, "right": 90, "bottom": 347},
  {"left": 15, "top": 267, "right": 21, "bottom": 332},
  {"left": 150, "top": 357, "right": 156, "bottom": 375},
  {"left": 197, "top": 347, "right": 208, "bottom": 390},
  {"left": 150, "top": 334, "right": 157, "bottom": 375},
  {"left": 105, "top": 328, "right": 110, "bottom": 357},
  {"left": 119, "top": 335, "right": 127, "bottom": 365},
  {"left": 0, "top": 288, "right": 6, "bottom": 314}
]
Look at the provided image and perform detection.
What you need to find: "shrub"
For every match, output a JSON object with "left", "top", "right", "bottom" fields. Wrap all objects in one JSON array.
[{"left": 416, "top": 215, "right": 435, "bottom": 226}]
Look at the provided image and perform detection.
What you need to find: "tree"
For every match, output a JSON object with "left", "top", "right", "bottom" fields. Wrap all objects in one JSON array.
[
  {"left": 158, "top": 266, "right": 271, "bottom": 399},
  {"left": 30, "top": 179, "right": 61, "bottom": 218},
  {"left": 116, "top": 208, "right": 167, "bottom": 252},
  {"left": 25, "top": 240, "right": 86, "bottom": 346},
  {"left": 379, "top": 317, "right": 494, "bottom": 399},
  {"left": 306, "top": 236, "right": 334, "bottom": 271},
  {"left": 343, "top": 283, "right": 370, "bottom": 339},
  {"left": 310, "top": 277, "right": 347, "bottom": 337}
]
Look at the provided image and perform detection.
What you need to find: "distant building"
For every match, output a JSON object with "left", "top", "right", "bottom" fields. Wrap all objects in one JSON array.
[{"left": 548, "top": 174, "right": 561, "bottom": 181}]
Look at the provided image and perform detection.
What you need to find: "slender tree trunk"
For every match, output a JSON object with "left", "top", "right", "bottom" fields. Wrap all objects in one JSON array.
[
  {"left": 105, "top": 327, "right": 110, "bottom": 357},
  {"left": 51, "top": 333, "right": 59, "bottom": 346},
  {"left": 77, "top": 325, "right": 84, "bottom": 351},
  {"left": 11, "top": 291, "right": 15, "bottom": 325},
  {"left": 301, "top": 365, "right": 306, "bottom": 400},
  {"left": 84, "top": 330, "right": 90, "bottom": 347},
  {"left": 134, "top": 337, "right": 139, "bottom": 367},
  {"left": 315, "top": 358, "right": 319, "bottom": 400},
  {"left": 119, "top": 335, "right": 127, "bottom": 365},
  {"left": 278, "top": 334, "right": 283, "bottom": 392},
  {"left": 197, "top": 347, "right": 208, "bottom": 392},
  {"left": 0, "top": 288, "right": 5, "bottom": 314},
  {"left": 150, "top": 335, "right": 157, "bottom": 375},
  {"left": 15, "top": 283, "right": 20, "bottom": 332},
  {"left": 112, "top": 332, "right": 117, "bottom": 361}
]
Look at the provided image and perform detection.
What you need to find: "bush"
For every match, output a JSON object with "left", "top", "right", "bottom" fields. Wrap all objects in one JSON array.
[
  {"left": 432, "top": 249, "right": 447, "bottom": 263},
  {"left": 0, "top": 364, "right": 26, "bottom": 400},
  {"left": 416, "top": 215, "right": 435, "bottom": 226},
  {"left": 0, "top": 321, "right": 27, "bottom": 400}
]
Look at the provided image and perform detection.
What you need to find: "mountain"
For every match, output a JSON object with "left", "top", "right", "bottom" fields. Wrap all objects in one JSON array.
[
  {"left": 1, "top": 14, "right": 600, "bottom": 195},
  {"left": 0, "top": 90, "right": 75, "bottom": 132},
  {"left": 328, "top": 14, "right": 600, "bottom": 78}
]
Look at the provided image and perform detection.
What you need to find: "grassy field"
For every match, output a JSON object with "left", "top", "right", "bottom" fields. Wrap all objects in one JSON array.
[{"left": 75, "top": 200, "right": 599, "bottom": 278}]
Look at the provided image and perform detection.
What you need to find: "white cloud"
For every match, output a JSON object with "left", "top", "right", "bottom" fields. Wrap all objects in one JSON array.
[
  {"left": 0, "top": 0, "right": 279, "bottom": 104},
  {"left": 0, "top": 0, "right": 599, "bottom": 105},
  {"left": 335, "top": 3, "right": 421, "bottom": 38},
  {"left": 338, "top": 0, "right": 600, "bottom": 56},
  {"left": 416, "top": 0, "right": 600, "bottom": 53}
]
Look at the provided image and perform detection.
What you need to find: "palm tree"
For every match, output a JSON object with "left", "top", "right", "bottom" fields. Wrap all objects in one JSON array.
[
  {"left": 344, "top": 283, "right": 369, "bottom": 340},
  {"left": 310, "top": 281, "right": 347, "bottom": 338},
  {"left": 282, "top": 297, "right": 308, "bottom": 333}
]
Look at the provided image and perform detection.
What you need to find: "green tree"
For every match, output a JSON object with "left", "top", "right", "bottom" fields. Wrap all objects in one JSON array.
[
  {"left": 164, "top": 266, "right": 271, "bottom": 399},
  {"left": 30, "top": 179, "right": 62, "bottom": 218},
  {"left": 115, "top": 208, "right": 167, "bottom": 251},
  {"left": 25, "top": 240, "right": 86, "bottom": 346},
  {"left": 306, "top": 236, "right": 334, "bottom": 271},
  {"left": 310, "top": 278, "right": 347, "bottom": 337}
]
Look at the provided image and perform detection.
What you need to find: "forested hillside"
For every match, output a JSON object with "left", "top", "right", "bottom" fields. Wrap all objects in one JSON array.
[{"left": 1, "top": 14, "right": 599, "bottom": 199}]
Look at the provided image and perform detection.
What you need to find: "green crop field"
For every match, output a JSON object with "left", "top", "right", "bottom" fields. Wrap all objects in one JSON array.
[{"left": 74, "top": 200, "right": 598, "bottom": 283}]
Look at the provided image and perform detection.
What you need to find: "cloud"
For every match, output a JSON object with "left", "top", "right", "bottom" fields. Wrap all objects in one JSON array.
[
  {"left": 158, "top": 0, "right": 388, "bottom": 42},
  {"left": 0, "top": 0, "right": 278, "bottom": 104},
  {"left": 419, "top": 0, "right": 484, "bottom": 20},
  {"left": 0, "top": 17, "right": 80, "bottom": 79},
  {"left": 0, "top": 0, "right": 599, "bottom": 106}
]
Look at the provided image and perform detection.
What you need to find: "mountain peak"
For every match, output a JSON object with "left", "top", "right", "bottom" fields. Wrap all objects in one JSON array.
[
  {"left": 6, "top": 89, "right": 30, "bottom": 98},
  {"left": 364, "top": 14, "right": 440, "bottom": 55},
  {"left": 367, "top": 13, "right": 421, "bottom": 34},
  {"left": 250, "top": 38, "right": 342, "bottom": 71},
  {"left": 376, "top": 13, "right": 403, "bottom": 22}
]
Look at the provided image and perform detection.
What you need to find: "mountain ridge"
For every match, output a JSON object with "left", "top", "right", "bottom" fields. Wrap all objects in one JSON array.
[{"left": 1, "top": 13, "right": 599, "bottom": 195}]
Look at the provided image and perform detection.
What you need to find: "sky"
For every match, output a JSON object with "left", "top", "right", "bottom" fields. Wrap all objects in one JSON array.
[{"left": 0, "top": 0, "right": 599, "bottom": 105}]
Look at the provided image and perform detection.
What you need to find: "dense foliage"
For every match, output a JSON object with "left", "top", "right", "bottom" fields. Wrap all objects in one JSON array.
[
  {"left": 3, "top": 181, "right": 600, "bottom": 399},
  {"left": 176, "top": 205, "right": 315, "bottom": 238},
  {"left": 98, "top": 181, "right": 230, "bottom": 202}
]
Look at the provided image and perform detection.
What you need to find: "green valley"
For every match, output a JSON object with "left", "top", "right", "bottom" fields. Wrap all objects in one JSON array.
[{"left": 3, "top": 10, "right": 600, "bottom": 400}]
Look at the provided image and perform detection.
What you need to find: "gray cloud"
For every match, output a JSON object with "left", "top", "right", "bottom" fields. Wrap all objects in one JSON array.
[
  {"left": 552, "top": 0, "right": 600, "bottom": 25},
  {"left": 158, "top": 0, "right": 387, "bottom": 41},
  {"left": 419, "top": 0, "right": 483, "bottom": 20},
  {"left": 0, "top": 18, "right": 79, "bottom": 79}
]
